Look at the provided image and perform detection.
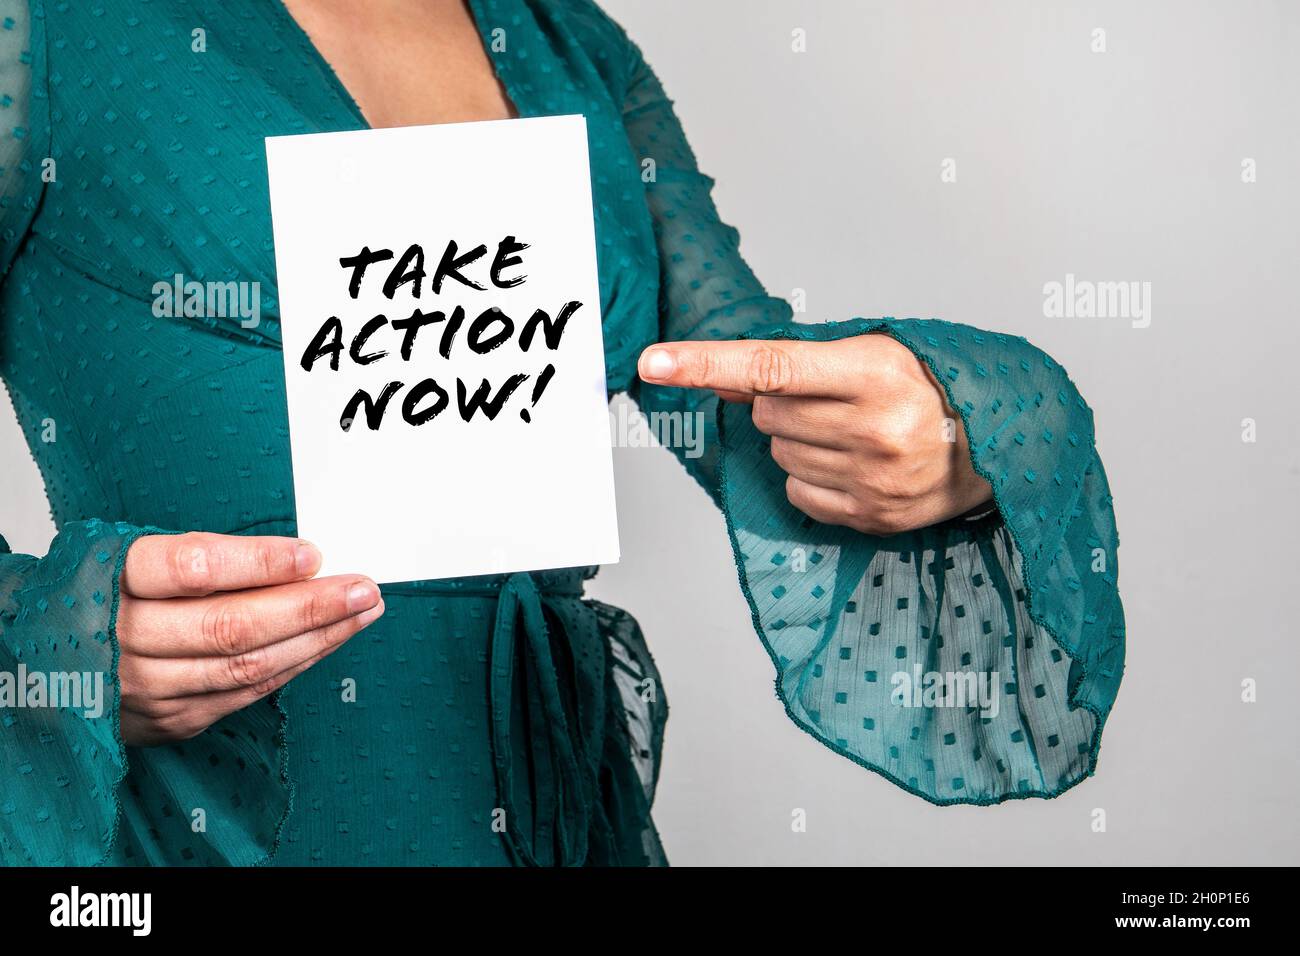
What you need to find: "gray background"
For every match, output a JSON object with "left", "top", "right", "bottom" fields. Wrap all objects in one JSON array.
[{"left": 3, "top": 0, "right": 1298, "bottom": 864}]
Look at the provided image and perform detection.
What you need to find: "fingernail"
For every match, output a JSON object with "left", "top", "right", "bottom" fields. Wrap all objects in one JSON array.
[
  {"left": 347, "top": 580, "right": 380, "bottom": 614},
  {"left": 355, "top": 600, "right": 385, "bottom": 627},
  {"left": 639, "top": 348, "right": 675, "bottom": 381},
  {"left": 295, "top": 541, "right": 321, "bottom": 576}
]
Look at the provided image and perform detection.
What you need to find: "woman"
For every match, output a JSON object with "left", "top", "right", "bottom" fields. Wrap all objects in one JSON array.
[{"left": 0, "top": 0, "right": 1124, "bottom": 866}]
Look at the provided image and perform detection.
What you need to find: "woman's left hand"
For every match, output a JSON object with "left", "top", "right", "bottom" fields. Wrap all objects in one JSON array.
[{"left": 638, "top": 334, "right": 993, "bottom": 536}]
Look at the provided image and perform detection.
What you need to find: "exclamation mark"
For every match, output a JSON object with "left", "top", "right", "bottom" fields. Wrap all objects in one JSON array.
[{"left": 519, "top": 363, "right": 556, "bottom": 423}]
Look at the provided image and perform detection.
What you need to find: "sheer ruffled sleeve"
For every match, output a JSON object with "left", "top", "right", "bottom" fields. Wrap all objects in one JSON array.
[
  {"left": 620, "top": 42, "right": 793, "bottom": 500},
  {"left": 620, "top": 40, "right": 1125, "bottom": 804},
  {"left": 0, "top": 522, "right": 152, "bottom": 864},
  {"left": 0, "top": 0, "right": 44, "bottom": 276},
  {"left": 0, "top": 3, "right": 132, "bottom": 866},
  {"left": 0, "top": 7, "right": 145, "bottom": 865},
  {"left": 0, "top": 3, "right": 289, "bottom": 865}
]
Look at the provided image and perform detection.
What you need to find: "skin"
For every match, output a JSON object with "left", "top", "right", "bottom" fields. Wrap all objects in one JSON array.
[
  {"left": 636, "top": 336, "right": 992, "bottom": 536},
  {"left": 279, "top": 0, "right": 517, "bottom": 128},
  {"left": 117, "top": 535, "right": 383, "bottom": 745},
  {"left": 118, "top": 0, "right": 988, "bottom": 744}
]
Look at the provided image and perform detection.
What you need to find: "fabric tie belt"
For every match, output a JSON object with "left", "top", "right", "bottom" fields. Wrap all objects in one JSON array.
[{"left": 387, "top": 567, "right": 607, "bottom": 866}]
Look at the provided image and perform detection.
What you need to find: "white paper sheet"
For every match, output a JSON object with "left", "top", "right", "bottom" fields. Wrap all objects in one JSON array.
[{"left": 265, "top": 115, "right": 619, "bottom": 583}]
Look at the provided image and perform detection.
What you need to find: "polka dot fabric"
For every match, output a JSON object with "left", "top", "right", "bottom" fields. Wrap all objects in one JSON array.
[
  {"left": 0, "top": 0, "right": 1123, "bottom": 866},
  {"left": 717, "top": 318, "right": 1124, "bottom": 803},
  {"left": 0, "top": 520, "right": 139, "bottom": 865}
]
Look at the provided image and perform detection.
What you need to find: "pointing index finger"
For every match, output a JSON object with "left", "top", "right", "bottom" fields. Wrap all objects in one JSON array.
[{"left": 637, "top": 339, "right": 856, "bottom": 399}]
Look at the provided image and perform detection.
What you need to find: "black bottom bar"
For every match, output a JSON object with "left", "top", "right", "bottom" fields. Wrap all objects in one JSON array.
[{"left": 0, "top": 866, "right": 1285, "bottom": 940}]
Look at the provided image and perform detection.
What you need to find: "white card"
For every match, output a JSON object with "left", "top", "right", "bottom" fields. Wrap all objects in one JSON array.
[{"left": 265, "top": 115, "right": 619, "bottom": 584}]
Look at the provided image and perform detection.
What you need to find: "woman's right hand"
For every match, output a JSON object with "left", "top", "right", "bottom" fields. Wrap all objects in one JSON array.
[{"left": 115, "top": 533, "right": 384, "bottom": 745}]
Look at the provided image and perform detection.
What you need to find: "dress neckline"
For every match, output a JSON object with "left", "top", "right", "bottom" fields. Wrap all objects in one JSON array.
[{"left": 266, "top": 0, "right": 520, "bottom": 131}]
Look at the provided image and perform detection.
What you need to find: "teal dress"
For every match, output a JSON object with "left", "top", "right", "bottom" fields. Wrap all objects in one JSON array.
[{"left": 0, "top": 0, "right": 1125, "bottom": 866}]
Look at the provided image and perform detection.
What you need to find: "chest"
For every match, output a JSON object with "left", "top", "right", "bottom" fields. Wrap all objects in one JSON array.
[{"left": 277, "top": 0, "right": 516, "bottom": 128}]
